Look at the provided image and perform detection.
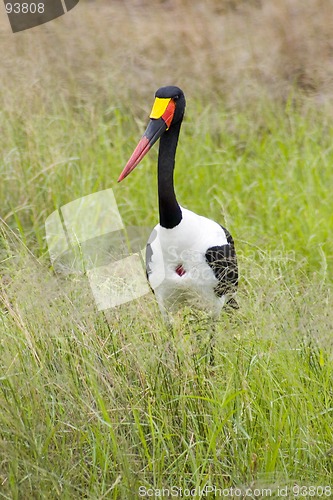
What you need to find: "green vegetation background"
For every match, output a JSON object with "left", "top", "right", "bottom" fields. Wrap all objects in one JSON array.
[{"left": 0, "top": 1, "right": 332, "bottom": 498}]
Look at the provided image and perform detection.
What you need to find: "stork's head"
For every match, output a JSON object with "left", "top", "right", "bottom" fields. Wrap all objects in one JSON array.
[{"left": 118, "top": 86, "right": 186, "bottom": 182}]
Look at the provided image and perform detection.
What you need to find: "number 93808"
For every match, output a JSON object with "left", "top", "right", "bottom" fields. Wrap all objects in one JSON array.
[{"left": 5, "top": 3, "right": 45, "bottom": 14}]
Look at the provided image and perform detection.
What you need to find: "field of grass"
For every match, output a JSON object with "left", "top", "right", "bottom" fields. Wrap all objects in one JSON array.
[{"left": 1, "top": 1, "right": 333, "bottom": 498}]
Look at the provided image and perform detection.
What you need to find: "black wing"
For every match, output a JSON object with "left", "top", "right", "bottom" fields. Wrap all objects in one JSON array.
[{"left": 205, "top": 226, "right": 238, "bottom": 301}]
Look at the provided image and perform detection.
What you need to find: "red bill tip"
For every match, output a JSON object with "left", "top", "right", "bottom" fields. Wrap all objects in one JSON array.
[{"left": 118, "top": 136, "right": 151, "bottom": 182}]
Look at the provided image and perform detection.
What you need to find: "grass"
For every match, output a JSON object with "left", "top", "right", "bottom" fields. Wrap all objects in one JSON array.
[{"left": 1, "top": 0, "right": 333, "bottom": 498}]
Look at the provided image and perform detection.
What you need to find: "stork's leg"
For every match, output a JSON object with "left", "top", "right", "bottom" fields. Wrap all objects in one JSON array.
[{"left": 209, "top": 322, "right": 216, "bottom": 365}]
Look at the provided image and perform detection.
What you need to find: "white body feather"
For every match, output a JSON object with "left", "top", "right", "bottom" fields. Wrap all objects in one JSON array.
[{"left": 146, "top": 207, "right": 229, "bottom": 317}]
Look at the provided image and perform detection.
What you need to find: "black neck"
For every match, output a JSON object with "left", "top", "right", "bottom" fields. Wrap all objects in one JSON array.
[{"left": 158, "top": 120, "right": 183, "bottom": 229}]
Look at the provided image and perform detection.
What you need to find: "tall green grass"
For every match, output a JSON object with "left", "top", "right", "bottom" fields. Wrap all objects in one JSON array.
[{"left": 1, "top": 93, "right": 332, "bottom": 498}]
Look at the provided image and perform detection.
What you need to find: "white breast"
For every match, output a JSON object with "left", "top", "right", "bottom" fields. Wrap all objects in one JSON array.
[{"left": 146, "top": 207, "right": 229, "bottom": 316}]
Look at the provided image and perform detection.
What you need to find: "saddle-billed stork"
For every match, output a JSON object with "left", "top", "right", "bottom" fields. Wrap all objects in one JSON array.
[{"left": 118, "top": 86, "right": 238, "bottom": 320}]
